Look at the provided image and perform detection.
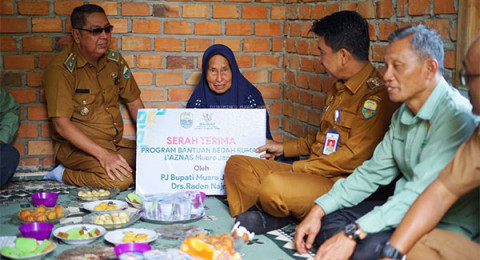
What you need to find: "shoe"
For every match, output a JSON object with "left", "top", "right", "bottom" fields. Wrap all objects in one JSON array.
[
  {"left": 43, "top": 164, "right": 65, "bottom": 183},
  {"left": 235, "top": 211, "right": 291, "bottom": 234}
]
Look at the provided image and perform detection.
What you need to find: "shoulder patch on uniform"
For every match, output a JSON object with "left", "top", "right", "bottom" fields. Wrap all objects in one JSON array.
[
  {"left": 63, "top": 53, "right": 76, "bottom": 73},
  {"left": 366, "top": 77, "right": 385, "bottom": 89},
  {"left": 107, "top": 49, "right": 120, "bottom": 62},
  {"left": 362, "top": 99, "right": 378, "bottom": 119}
]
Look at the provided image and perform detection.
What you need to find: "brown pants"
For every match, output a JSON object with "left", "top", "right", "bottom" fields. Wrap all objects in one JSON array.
[
  {"left": 408, "top": 228, "right": 480, "bottom": 260},
  {"left": 224, "top": 155, "right": 335, "bottom": 219},
  {"left": 58, "top": 144, "right": 135, "bottom": 191}
]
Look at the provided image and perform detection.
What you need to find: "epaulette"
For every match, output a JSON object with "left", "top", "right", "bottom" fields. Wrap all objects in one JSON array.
[
  {"left": 107, "top": 49, "right": 120, "bottom": 62},
  {"left": 63, "top": 53, "right": 76, "bottom": 73},
  {"left": 366, "top": 77, "right": 385, "bottom": 89}
]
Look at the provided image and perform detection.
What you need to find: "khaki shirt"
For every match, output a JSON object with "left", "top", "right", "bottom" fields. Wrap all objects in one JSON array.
[
  {"left": 284, "top": 63, "right": 399, "bottom": 177},
  {"left": 43, "top": 43, "right": 140, "bottom": 158}
]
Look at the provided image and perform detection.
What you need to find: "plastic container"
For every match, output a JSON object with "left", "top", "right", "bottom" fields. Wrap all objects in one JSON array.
[
  {"left": 18, "top": 222, "right": 54, "bottom": 240},
  {"left": 31, "top": 192, "right": 59, "bottom": 207},
  {"left": 114, "top": 243, "right": 152, "bottom": 257}
]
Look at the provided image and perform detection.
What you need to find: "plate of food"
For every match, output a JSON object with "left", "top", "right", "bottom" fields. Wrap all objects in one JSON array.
[
  {"left": 16, "top": 205, "right": 67, "bottom": 224},
  {"left": 82, "top": 200, "right": 127, "bottom": 213},
  {"left": 104, "top": 228, "right": 158, "bottom": 245},
  {"left": 0, "top": 237, "right": 56, "bottom": 260},
  {"left": 154, "top": 224, "right": 206, "bottom": 240},
  {"left": 70, "top": 186, "right": 119, "bottom": 202},
  {"left": 83, "top": 210, "right": 141, "bottom": 230},
  {"left": 53, "top": 224, "right": 105, "bottom": 245}
]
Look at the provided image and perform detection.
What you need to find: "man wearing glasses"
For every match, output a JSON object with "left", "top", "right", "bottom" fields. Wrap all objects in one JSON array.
[
  {"left": 377, "top": 35, "right": 480, "bottom": 260},
  {"left": 43, "top": 4, "right": 144, "bottom": 190}
]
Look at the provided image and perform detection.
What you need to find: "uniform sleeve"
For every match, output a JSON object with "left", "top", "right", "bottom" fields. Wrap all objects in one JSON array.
[
  {"left": 355, "top": 109, "right": 476, "bottom": 233},
  {"left": 118, "top": 55, "right": 141, "bottom": 103},
  {"left": 290, "top": 91, "right": 397, "bottom": 176},
  {"left": 42, "top": 61, "right": 75, "bottom": 118},
  {"left": 438, "top": 128, "right": 480, "bottom": 197},
  {"left": 0, "top": 88, "right": 20, "bottom": 143}
]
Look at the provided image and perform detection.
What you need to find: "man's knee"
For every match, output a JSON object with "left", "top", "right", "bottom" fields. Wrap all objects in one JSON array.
[
  {"left": 102, "top": 175, "right": 133, "bottom": 191},
  {"left": 258, "top": 175, "right": 288, "bottom": 217}
]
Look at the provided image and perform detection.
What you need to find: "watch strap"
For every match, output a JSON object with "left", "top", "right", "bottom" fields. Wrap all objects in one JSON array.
[{"left": 381, "top": 242, "right": 406, "bottom": 260}]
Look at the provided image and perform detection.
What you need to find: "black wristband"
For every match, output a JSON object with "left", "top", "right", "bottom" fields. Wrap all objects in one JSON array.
[{"left": 380, "top": 242, "right": 406, "bottom": 260}]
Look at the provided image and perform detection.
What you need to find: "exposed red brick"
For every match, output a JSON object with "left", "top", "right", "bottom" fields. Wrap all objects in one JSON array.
[
  {"left": 121, "top": 2, "right": 149, "bottom": 16},
  {"left": 18, "top": 1, "right": 49, "bottom": 15},
  {"left": 54, "top": 0, "right": 83, "bottom": 15},
  {"left": 213, "top": 5, "right": 239, "bottom": 18},
  {"left": 183, "top": 3, "right": 209, "bottom": 18},
  {"left": 23, "top": 36, "right": 52, "bottom": 52}
]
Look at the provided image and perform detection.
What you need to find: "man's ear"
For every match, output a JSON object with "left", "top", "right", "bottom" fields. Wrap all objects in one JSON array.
[
  {"left": 424, "top": 58, "right": 439, "bottom": 79},
  {"left": 338, "top": 48, "right": 352, "bottom": 65},
  {"left": 72, "top": 29, "right": 81, "bottom": 44}
]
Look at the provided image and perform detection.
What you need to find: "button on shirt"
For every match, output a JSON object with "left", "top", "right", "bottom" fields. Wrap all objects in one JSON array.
[{"left": 316, "top": 77, "right": 478, "bottom": 234}]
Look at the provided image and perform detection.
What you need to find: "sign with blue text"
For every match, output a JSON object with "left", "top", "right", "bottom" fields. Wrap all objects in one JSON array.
[{"left": 136, "top": 108, "right": 266, "bottom": 195}]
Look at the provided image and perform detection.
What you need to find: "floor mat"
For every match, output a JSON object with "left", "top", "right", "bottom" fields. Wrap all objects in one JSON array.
[{"left": 0, "top": 180, "right": 75, "bottom": 206}]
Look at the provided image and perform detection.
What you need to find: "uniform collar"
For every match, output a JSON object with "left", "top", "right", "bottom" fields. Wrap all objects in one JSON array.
[
  {"left": 338, "top": 62, "right": 375, "bottom": 94},
  {"left": 71, "top": 43, "right": 107, "bottom": 69},
  {"left": 400, "top": 77, "right": 449, "bottom": 125}
]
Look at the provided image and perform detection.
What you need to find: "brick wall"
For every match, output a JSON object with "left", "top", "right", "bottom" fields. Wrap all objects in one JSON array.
[{"left": 0, "top": 0, "right": 459, "bottom": 172}]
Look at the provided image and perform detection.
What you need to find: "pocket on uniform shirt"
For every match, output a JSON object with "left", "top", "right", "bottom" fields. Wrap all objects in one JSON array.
[
  {"left": 73, "top": 91, "right": 96, "bottom": 120},
  {"left": 334, "top": 111, "right": 355, "bottom": 145}
]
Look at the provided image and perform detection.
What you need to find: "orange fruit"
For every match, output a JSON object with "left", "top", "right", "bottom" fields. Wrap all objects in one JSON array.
[
  {"left": 35, "top": 205, "right": 47, "bottom": 213},
  {"left": 54, "top": 205, "right": 64, "bottom": 217},
  {"left": 19, "top": 209, "right": 33, "bottom": 220},
  {"left": 46, "top": 210, "right": 57, "bottom": 220},
  {"left": 25, "top": 215, "right": 35, "bottom": 222},
  {"left": 36, "top": 214, "right": 47, "bottom": 222}
]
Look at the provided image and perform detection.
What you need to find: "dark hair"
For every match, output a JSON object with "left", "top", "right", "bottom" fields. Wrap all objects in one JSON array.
[
  {"left": 311, "top": 11, "right": 369, "bottom": 61},
  {"left": 71, "top": 4, "right": 106, "bottom": 29},
  {"left": 388, "top": 24, "right": 444, "bottom": 73}
]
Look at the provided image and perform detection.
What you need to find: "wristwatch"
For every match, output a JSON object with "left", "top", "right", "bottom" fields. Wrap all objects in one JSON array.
[
  {"left": 380, "top": 242, "right": 406, "bottom": 260},
  {"left": 344, "top": 223, "right": 363, "bottom": 243}
]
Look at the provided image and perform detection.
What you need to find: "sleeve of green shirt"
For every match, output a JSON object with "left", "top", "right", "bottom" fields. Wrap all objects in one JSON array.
[{"left": 0, "top": 88, "right": 20, "bottom": 144}]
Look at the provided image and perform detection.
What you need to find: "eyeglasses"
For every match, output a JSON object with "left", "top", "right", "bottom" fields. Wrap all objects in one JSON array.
[
  {"left": 459, "top": 68, "right": 480, "bottom": 87},
  {"left": 74, "top": 25, "right": 114, "bottom": 36}
]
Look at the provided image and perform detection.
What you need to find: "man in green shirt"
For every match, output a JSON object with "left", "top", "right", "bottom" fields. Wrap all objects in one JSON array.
[
  {"left": 0, "top": 87, "right": 20, "bottom": 186},
  {"left": 294, "top": 25, "right": 478, "bottom": 259}
]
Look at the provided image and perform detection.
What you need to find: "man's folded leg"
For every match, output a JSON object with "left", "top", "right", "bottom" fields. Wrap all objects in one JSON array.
[{"left": 59, "top": 147, "right": 135, "bottom": 191}]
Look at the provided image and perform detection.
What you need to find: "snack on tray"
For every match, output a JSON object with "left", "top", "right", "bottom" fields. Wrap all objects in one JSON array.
[
  {"left": 57, "top": 226, "right": 101, "bottom": 239},
  {"left": 127, "top": 193, "right": 142, "bottom": 204},
  {"left": 122, "top": 232, "right": 148, "bottom": 243},
  {"left": 93, "top": 212, "right": 130, "bottom": 225},
  {"left": 19, "top": 205, "right": 64, "bottom": 222},
  {"left": 94, "top": 202, "right": 118, "bottom": 211},
  {"left": 0, "top": 237, "right": 55, "bottom": 258},
  {"left": 180, "top": 233, "right": 242, "bottom": 260},
  {"left": 231, "top": 222, "right": 255, "bottom": 243},
  {"left": 79, "top": 189, "right": 110, "bottom": 199}
]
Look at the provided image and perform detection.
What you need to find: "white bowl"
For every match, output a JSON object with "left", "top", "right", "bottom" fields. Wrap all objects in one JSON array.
[
  {"left": 104, "top": 228, "right": 158, "bottom": 245},
  {"left": 82, "top": 200, "right": 128, "bottom": 213},
  {"left": 53, "top": 224, "right": 105, "bottom": 245}
]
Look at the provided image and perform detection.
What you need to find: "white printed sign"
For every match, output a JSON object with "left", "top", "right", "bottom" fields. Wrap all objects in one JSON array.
[{"left": 136, "top": 108, "right": 266, "bottom": 196}]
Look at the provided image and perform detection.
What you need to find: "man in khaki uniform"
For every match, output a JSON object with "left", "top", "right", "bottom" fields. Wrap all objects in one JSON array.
[
  {"left": 43, "top": 4, "right": 144, "bottom": 191},
  {"left": 225, "top": 11, "right": 399, "bottom": 233}
]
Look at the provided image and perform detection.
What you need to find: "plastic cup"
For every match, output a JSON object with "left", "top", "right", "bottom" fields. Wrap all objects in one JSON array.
[
  {"left": 158, "top": 199, "right": 173, "bottom": 221},
  {"left": 175, "top": 199, "right": 191, "bottom": 221}
]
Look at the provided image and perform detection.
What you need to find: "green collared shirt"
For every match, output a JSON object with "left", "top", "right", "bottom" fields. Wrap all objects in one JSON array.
[
  {"left": 0, "top": 87, "right": 20, "bottom": 144},
  {"left": 316, "top": 77, "right": 478, "bottom": 235}
]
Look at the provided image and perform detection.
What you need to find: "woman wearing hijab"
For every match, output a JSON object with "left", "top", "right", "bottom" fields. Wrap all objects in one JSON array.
[{"left": 187, "top": 44, "right": 273, "bottom": 140}]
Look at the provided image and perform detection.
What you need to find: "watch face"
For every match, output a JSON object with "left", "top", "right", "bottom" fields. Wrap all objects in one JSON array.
[{"left": 344, "top": 223, "right": 357, "bottom": 234}]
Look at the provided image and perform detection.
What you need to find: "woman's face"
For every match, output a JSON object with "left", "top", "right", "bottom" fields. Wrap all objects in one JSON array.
[{"left": 206, "top": 54, "right": 232, "bottom": 94}]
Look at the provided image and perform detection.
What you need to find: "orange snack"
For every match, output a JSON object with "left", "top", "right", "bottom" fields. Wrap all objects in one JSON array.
[{"left": 180, "top": 234, "right": 242, "bottom": 260}]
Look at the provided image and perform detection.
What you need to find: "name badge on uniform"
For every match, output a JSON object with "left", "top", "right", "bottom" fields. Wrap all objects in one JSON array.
[{"left": 322, "top": 109, "right": 342, "bottom": 155}]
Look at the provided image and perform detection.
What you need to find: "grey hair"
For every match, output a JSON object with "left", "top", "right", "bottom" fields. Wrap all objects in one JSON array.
[{"left": 388, "top": 24, "right": 444, "bottom": 74}]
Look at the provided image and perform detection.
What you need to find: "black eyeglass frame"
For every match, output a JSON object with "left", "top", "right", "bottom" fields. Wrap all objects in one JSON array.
[
  {"left": 459, "top": 68, "right": 480, "bottom": 87},
  {"left": 73, "top": 25, "right": 114, "bottom": 36}
]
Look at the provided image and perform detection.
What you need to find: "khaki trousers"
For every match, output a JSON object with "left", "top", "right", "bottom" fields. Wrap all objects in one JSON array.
[
  {"left": 224, "top": 155, "right": 335, "bottom": 219},
  {"left": 408, "top": 228, "right": 480, "bottom": 260},
  {"left": 58, "top": 145, "right": 135, "bottom": 191}
]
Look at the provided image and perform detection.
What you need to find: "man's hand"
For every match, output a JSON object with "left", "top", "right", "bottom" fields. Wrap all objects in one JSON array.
[
  {"left": 97, "top": 150, "right": 132, "bottom": 181},
  {"left": 316, "top": 231, "right": 356, "bottom": 260},
  {"left": 256, "top": 139, "right": 284, "bottom": 160},
  {"left": 295, "top": 204, "right": 325, "bottom": 254}
]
